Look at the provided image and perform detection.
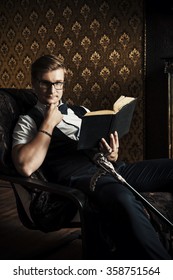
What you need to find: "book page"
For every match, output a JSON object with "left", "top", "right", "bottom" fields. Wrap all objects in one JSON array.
[
  {"left": 84, "top": 95, "right": 135, "bottom": 116},
  {"left": 85, "top": 109, "right": 114, "bottom": 116},
  {"left": 113, "top": 95, "right": 135, "bottom": 113}
]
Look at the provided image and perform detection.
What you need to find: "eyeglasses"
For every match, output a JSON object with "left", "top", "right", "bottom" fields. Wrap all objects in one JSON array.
[{"left": 38, "top": 80, "right": 65, "bottom": 90}]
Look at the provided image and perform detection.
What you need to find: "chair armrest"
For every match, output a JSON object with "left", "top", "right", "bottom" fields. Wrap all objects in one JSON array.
[{"left": 0, "top": 174, "right": 86, "bottom": 211}]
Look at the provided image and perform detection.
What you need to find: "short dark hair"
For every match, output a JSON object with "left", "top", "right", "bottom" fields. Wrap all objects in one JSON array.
[{"left": 31, "top": 54, "right": 66, "bottom": 81}]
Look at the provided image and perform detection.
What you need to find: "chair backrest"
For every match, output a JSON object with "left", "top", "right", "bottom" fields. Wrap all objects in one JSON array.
[
  {"left": 0, "top": 88, "right": 37, "bottom": 175},
  {"left": 0, "top": 89, "right": 40, "bottom": 229},
  {"left": 0, "top": 89, "right": 79, "bottom": 232}
]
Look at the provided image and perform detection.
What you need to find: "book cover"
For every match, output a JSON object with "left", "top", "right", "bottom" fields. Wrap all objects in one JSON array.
[{"left": 77, "top": 97, "right": 137, "bottom": 150}]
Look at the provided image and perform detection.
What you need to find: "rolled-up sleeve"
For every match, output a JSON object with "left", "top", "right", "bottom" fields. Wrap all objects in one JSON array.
[{"left": 12, "top": 115, "right": 37, "bottom": 147}]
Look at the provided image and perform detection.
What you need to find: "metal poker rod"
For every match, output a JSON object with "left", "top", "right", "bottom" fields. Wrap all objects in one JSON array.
[{"left": 94, "top": 153, "right": 173, "bottom": 229}]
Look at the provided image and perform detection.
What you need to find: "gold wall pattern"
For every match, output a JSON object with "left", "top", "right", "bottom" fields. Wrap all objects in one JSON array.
[{"left": 0, "top": 0, "right": 144, "bottom": 162}]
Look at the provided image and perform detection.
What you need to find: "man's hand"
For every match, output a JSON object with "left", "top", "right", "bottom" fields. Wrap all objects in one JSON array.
[
  {"left": 99, "top": 131, "right": 119, "bottom": 162},
  {"left": 44, "top": 103, "right": 63, "bottom": 130}
]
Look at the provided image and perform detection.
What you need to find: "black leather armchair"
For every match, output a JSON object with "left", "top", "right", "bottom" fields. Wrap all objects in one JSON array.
[{"left": 0, "top": 88, "right": 107, "bottom": 259}]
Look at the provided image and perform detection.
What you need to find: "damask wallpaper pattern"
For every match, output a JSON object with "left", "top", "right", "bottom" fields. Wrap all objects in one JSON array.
[{"left": 0, "top": 0, "right": 144, "bottom": 162}]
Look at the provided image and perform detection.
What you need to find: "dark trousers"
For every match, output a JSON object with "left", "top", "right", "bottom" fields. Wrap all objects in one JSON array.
[{"left": 74, "top": 158, "right": 173, "bottom": 259}]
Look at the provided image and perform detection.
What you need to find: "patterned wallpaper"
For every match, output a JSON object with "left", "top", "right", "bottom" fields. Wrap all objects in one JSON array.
[{"left": 0, "top": 0, "right": 144, "bottom": 162}]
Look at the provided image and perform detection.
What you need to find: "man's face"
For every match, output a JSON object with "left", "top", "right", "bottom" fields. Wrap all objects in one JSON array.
[{"left": 33, "top": 68, "right": 65, "bottom": 105}]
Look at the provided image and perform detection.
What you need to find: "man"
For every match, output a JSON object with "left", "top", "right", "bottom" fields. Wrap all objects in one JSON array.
[{"left": 12, "top": 54, "right": 173, "bottom": 259}]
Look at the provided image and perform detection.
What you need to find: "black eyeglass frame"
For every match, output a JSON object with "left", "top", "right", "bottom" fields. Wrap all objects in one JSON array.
[{"left": 37, "top": 79, "right": 65, "bottom": 90}]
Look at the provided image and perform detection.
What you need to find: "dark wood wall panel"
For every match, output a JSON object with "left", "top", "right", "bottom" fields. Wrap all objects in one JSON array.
[{"left": 145, "top": 0, "right": 173, "bottom": 158}]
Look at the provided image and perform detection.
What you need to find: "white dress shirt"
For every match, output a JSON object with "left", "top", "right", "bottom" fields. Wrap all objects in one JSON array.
[{"left": 12, "top": 101, "right": 89, "bottom": 147}]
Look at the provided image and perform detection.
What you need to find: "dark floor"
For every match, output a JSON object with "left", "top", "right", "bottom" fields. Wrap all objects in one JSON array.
[{"left": 0, "top": 180, "right": 82, "bottom": 260}]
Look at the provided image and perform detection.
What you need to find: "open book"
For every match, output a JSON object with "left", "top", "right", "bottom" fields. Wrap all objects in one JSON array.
[{"left": 78, "top": 95, "right": 137, "bottom": 150}]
